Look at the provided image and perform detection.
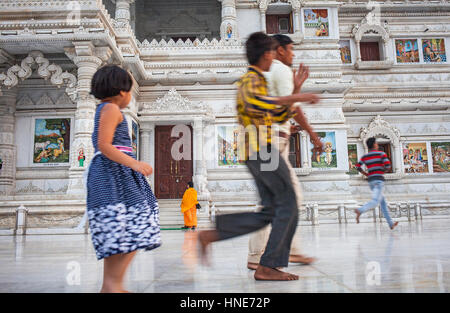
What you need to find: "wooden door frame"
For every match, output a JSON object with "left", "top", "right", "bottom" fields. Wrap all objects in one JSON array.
[{"left": 154, "top": 124, "right": 193, "bottom": 199}]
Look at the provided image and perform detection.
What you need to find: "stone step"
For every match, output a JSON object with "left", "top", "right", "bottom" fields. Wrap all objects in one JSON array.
[{"left": 157, "top": 200, "right": 194, "bottom": 226}]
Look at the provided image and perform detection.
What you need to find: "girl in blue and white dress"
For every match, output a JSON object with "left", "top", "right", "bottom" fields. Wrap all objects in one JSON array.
[{"left": 87, "top": 65, "right": 160, "bottom": 293}]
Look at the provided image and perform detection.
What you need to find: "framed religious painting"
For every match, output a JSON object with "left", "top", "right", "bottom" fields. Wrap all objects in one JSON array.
[
  {"left": 422, "top": 38, "right": 447, "bottom": 63},
  {"left": 339, "top": 40, "right": 352, "bottom": 64},
  {"left": 347, "top": 144, "right": 359, "bottom": 175},
  {"left": 303, "top": 9, "right": 329, "bottom": 38},
  {"left": 33, "top": 118, "right": 71, "bottom": 166},
  {"left": 402, "top": 142, "right": 429, "bottom": 174},
  {"left": 431, "top": 142, "right": 450, "bottom": 172},
  {"left": 311, "top": 131, "right": 337, "bottom": 169},
  {"left": 395, "top": 39, "right": 420, "bottom": 63},
  {"left": 216, "top": 125, "right": 246, "bottom": 168}
]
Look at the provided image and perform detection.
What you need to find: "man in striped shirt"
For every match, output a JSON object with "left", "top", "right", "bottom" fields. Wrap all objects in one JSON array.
[{"left": 355, "top": 137, "right": 399, "bottom": 230}]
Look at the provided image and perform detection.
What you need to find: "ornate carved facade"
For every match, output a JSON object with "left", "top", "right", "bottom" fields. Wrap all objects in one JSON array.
[{"left": 0, "top": 0, "right": 449, "bottom": 230}]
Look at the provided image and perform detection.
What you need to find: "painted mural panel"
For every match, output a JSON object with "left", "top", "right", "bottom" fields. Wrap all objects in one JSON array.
[
  {"left": 422, "top": 38, "right": 447, "bottom": 63},
  {"left": 395, "top": 39, "right": 419, "bottom": 63},
  {"left": 217, "top": 125, "right": 246, "bottom": 167},
  {"left": 33, "top": 118, "right": 71, "bottom": 164},
  {"left": 431, "top": 142, "right": 450, "bottom": 172},
  {"left": 339, "top": 40, "right": 352, "bottom": 64},
  {"left": 311, "top": 131, "right": 337, "bottom": 168},
  {"left": 347, "top": 144, "right": 358, "bottom": 175},
  {"left": 403, "top": 142, "right": 429, "bottom": 173},
  {"left": 303, "top": 9, "right": 329, "bottom": 37}
]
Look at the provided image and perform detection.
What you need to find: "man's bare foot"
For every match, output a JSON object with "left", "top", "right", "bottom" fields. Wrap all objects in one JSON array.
[
  {"left": 254, "top": 265, "right": 299, "bottom": 281},
  {"left": 289, "top": 254, "right": 316, "bottom": 265},
  {"left": 100, "top": 285, "right": 123, "bottom": 293},
  {"left": 247, "top": 262, "right": 259, "bottom": 270},
  {"left": 390, "top": 221, "right": 399, "bottom": 230},
  {"left": 355, "top": 209, "right": 361, "bottom": 224},
  {"left": 197, "top": 230, "right": 219, "bottom": 266}
]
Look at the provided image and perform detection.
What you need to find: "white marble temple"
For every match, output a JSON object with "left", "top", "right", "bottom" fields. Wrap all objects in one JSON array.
[{"left": 0, "top": 219, "right": 449, "bottom": 293}]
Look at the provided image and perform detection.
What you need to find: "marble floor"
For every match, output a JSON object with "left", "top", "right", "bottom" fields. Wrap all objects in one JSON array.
[{"left": 0, "top": 219, "right": 449, "bottom": 293}]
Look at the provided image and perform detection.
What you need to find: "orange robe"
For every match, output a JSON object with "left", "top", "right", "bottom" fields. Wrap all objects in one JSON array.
[{"left": 181, "top": 188, "right": 198, "bottom": 227}]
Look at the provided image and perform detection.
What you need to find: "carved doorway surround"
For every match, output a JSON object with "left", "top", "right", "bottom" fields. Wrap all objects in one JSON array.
[
  {"left": 139, "top": 88, "right": 214, "bottom": 200},
  {"left": 359, "top": 115, "right": 403, "bottom": 179}
]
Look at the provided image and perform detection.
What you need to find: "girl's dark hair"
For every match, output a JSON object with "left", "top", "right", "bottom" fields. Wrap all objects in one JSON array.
[
  {"left": 90, "top": 65, "right": 133, "bottom": 100},
  {"left": 246, "top": 32, "right": 276, "bottom": 65},
  {"left": 187, "top": 181, "right": 194, "bottom": 188}
]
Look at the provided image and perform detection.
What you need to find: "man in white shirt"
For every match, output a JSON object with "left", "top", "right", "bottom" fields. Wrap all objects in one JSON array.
[{"left": 247, "top": 34, "right": 324, "bottom": 271}]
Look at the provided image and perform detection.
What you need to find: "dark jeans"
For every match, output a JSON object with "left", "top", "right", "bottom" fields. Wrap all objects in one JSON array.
[{"left": 215, "top": 149, "right": 298, "bottom": 268}]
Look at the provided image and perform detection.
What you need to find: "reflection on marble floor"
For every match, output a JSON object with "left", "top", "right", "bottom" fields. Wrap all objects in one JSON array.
[{"left": 0, "top": 219, "right": 449, "bottom": 293}]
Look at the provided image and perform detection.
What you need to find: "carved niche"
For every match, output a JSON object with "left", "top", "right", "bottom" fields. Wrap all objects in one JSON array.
[{"left": 359, "top": 115, "right": 404, "bottom": 179}]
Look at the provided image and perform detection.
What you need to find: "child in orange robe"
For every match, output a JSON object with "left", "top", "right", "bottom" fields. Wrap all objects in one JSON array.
[{"left": 181, "top": 181, "right": 198, "bottom": 230}]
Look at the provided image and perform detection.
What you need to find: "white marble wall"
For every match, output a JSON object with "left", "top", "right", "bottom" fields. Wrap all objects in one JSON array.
[{"left": 236, "top": 8, "right": 261, "bottom": 39}]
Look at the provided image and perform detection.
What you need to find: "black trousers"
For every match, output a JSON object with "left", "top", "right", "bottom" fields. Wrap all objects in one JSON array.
[{"left": 215, "top": 149, "right": 298, "bottom": 268}]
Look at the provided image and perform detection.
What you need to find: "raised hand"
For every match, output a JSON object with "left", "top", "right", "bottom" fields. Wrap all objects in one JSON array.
[{"left": 293, "top": 63, "right": 310, "bottom": 93}]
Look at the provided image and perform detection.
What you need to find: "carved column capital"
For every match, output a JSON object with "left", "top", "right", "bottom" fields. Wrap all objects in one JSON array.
[{"left": 115, "top": 0, "right": 135, "bottom": 24}]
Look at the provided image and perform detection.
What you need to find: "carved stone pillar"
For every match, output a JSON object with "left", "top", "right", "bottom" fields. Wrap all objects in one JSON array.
[
  {"left": 140, "top": 124, "right": 155, "bottom": 189},
  {"left": 219, "top": 0, "right": 238, "bottom": 40},
  {"left": 192, "top": 118, "right": 210, "bottom": 200},
  {"left": 355, "top": 40, "right": 362, "bottom": 63},
  {"left": 115, "top": 0, "right": 135, "bottom": 25},
  {"left": 65, "top": 43, "right": 105, "bottom": 195},
  {"left": 292, "top": 5, "right": 303, "bottom": 40},
  {"left": 260, "top": 8, "right": 267, "bottom": 33},
  {"left": 0, "top": 88, "right": 18, "bottom": 195},
  {"left": 300, "top": 131, "right": 310, "bottom": 168}
]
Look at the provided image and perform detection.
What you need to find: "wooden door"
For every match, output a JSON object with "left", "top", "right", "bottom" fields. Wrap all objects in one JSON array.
[
  {"left": 155, "top": 125, "right": 193, "bottom": 199},
  {"left": 288, "top": 133, "right": 301, "bottom": 168},
  {"left": 378, "top": 143, "right": 393, "bottom": 173},
  {"left": 360, "top": 42, "right": 380, "bottom": 61},
  {"left": 266, "top": 14, "right": 293, "bottom": 34},
  {"left": 266, "top": 15, "right": 279, "bottom": 34}
]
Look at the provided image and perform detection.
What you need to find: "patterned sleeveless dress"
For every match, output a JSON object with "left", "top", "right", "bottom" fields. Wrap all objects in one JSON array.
[{"left": 86, "top": 102, "right": 161, "bottom": 260}]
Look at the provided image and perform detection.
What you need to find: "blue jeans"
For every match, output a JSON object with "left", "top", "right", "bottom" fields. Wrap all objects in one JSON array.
[{"left": 357, "top": 180, "right": 394, "bottom": 228}]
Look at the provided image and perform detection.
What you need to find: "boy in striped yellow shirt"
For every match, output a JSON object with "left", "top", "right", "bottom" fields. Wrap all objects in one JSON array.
[{"left": 199, "top": 32, "right": 319, "bottom": 281}]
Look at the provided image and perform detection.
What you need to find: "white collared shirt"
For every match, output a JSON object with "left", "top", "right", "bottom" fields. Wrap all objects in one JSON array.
[{"left": 264, "top": 59, "right": 295, "bottom": 136}]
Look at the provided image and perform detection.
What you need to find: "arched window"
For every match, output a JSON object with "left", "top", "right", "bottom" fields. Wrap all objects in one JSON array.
[
  {"left": 352, "top": 20, "right": 394, "bottom": 70},
  {"left": 359, "top": 116, "right": 403, "bottom": 179}
]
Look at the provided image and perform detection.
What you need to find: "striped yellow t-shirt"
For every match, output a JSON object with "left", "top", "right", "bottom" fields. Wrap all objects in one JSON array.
[{"left": 236, "top": 66, "right": 293, "bottom": 157}]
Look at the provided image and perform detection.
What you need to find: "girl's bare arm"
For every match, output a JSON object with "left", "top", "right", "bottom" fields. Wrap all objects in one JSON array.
[{"left": 98, "top": 103, "right": 152, "bottom": 176}]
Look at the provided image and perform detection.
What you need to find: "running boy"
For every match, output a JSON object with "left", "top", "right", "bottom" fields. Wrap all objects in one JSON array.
[
  {"left": 355, "top": 137, "right": 399, "bottom": 230},
  {"left": 198, "top": 32, "right": 320, "bottom": 281}
]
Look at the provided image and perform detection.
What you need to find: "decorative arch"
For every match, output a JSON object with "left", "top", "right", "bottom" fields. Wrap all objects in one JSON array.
[
  {"left": 352, "top": 22, "right": 390, "bottom": 43},
  {"left": 359, "top": 115, "right": 401, "bottom": 149},
  {"left": 140, "top": 88, "right": 213, "bottom": 117},
  {"left": 351, "top": 19, "right": 393, "bottom": 69},
  {"left": 359, "top": 115, "right": 403, "bottom": 178},
  {"left": 0, "top": 51, "right": 77, "bottom": 101},
  {"left": 259, "top": 0, "right": 301, "bottom": 12}
]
